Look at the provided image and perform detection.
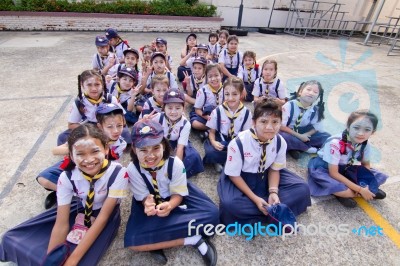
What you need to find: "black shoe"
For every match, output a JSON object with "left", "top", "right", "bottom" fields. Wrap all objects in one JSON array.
[
  {"left": 288, "top": 150, "right": 301, "bottom": 160},
  {"left": 374, "top": 189, "right": 386, "bottom": 200},
  {"left": 334, "top": 196, "right": 357, "bottom": 208},
  {"left": 199, "top": 131, "right": 208, "bottom": 142},
  {"left": 44, "top": 191, "right": 57, "bottom": 209},
  {"left": 149, "top": 249, "right": 167, "bottom": 265},
  {"left": 194, "top": 237, "right": 217, "bottom": 266}
]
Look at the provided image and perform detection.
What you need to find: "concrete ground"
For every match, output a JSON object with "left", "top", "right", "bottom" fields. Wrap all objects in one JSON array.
[{"left": 0, "top": 31, "right": 399, "bottom": 266}]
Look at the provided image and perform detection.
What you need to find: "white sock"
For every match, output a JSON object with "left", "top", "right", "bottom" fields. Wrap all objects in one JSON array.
[
  {"left": 306, "top": 147, "right": 318, "bottom": 153},
  {"left": 184, "top": 235, "right": 208, "bottom": 255}
]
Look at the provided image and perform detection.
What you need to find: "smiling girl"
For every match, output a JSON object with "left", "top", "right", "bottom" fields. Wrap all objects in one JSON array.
[
  {"left": 218, "top": 98, "right": 311, "bottom": 225},
  {"left": 124, "top": 120, "right": 218, "bottom": 265},
  {"left": 308, "top": 110, "right": 388, "bottom": 208},
  {"left": 203, "top": 77, "right": 252, "bottom": 173},
  {"left": 280, "top": 80, "right": 330, "bottom": 159}
]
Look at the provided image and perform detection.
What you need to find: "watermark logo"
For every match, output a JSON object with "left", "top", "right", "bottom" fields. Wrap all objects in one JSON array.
[
  {"left": 286, "top": 39, "right": 382, "bottom": 165},
  {"left": 188, "top": 219, "right": 385, "bottom": 241}
]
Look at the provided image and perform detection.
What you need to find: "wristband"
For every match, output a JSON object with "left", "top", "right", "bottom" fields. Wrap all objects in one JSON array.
[{"left": 269, "top": 191, "right": 278, "bottom": 195}]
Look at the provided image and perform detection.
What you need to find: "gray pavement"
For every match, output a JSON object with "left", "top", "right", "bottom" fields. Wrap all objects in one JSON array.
[{"left": 0, "top": 31, "right": 399, "bottom": 266}]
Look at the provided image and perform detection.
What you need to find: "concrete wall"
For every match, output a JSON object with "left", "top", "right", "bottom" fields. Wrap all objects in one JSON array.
[
  {"left": 0, "top": 12, "right": 223, "bottom": 32},
  {"left": 201, "top": 0, "right": 400, "bottom": 28}
]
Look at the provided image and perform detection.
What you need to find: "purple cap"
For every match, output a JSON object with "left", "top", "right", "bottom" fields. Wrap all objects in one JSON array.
[
  {"left": 95, "top": 36, "right": 109, "bottom": 47},
  {"left": 123, "top": 48, "right": 139, "bottom": 58},
  {"left": 151, "top": 52, "right": 166, "bottom": 62},
  {"left": 117, "top": 67, "right": 138, "bottom": 80},
  {"left": 192, "top": 56, "right": 207, "bottom": 66},
  {"left": 163, "top": 88, "right": 185, "bottom": 104},
  {"left": 105, "top": 28, "right": 119, "bottom": 40},
  {"left": 155, "top": 37, "right": 167, "bottom": 45},
  {"left": 131, "top": 120, "right": 164, "bottom": 148},
  {"left": 96, "top": 103, "right": 123, "bottom": 115},
  {"left": 197, "top": 43, "right": 208, "bottom": 50}
]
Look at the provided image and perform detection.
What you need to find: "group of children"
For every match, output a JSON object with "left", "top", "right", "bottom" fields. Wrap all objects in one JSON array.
[{"left": 0, "top": 28, "right": 389, "bottom": 266}]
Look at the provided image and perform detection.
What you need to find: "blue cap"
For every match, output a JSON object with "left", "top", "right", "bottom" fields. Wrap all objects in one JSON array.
[
  {"left": 155, "top": 37, "right": 167, "bottom": 45},
  {"left": 123, "top": 48, "right": 139, "bottom": 58},
  {"left": 197, "top": 43, "right": 208, "bottom": 50},
  {"left": 192, "top": 56, "right": 207, "bottom": 66},
  {"left": 96, "top": 103, "right": 123, "bottom": 115},
  {"left": 105, "top": 28, "right": 119, "bottom": 40},
  {"left": 117, "top": 67, "right": 138, "bottom": 80},
  {"left": 163, "top": 88, "right": 185, "bottom": 104},
  {"left": 151, "top": 52, "right": 166, "bottom": 62},
  {"left": 95, "top": 36, "right": 109, "bottom": 47},
  {"left": 131, "top": 120, "right": 164, "bottom": 148}
]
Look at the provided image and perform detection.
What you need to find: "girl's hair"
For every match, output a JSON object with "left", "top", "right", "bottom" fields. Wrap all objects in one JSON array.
[
  {"left": 218, "top": 29, "right": 229, "bottom": 39},
  {"left": 296, "top": 80, "right": 325, "bottom": 122},
  {"left": 77, "top": 70, "right": 106, "bottom": 100},
  {"left": 261, "top": 59, "right": 278, "bottom": 79},
  {"left": 64, "top": 124, "right": 109, "bottom": 171},
  {"left": 243, "top": 51, "right": 256, "bottom": 61},
  {"left": 209, "top": 32, "right": 219, "bottom": 42},
  {"left": 96, "top": 110, "right": 125, "bottom": 125},
  {"left": 186, "top": 35, "right": 197, "bottom": 55},
  {"left": 205, "top": 63, "right": 222, "bottom": 83},
  {"left": 130, "top": 138, "right": 172, "bottom": 163},
  {"left": 140, "top": 44, "right": 155, "bottom": 54},
  {"left": 347, "top": 110, "right": 378, "bottom": 131},
  {"left": 151, "top": 75, "right": 170, "bottom": 89},
  {"left": 253, "top": 97, "right": 282, "bottom": 121},
  {"left": 223, "top": 76, "right": 244, "bottom": 94},
  {"left": 227, "top": 35, "right": 239, "bottom": 44}
]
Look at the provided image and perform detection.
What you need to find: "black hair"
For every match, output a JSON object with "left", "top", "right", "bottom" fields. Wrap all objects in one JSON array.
[
  {"left": 63, "top": 124, "right": 109, "bottom": 171},
  {"left": 347, "top": 110, "right": 378, "bottom": 131},
  {"left": 295, "top": 80, "right": 325, "bottom": 122},
  {"left": 253, "top": 97, "right": 282, "bottom": 121},
  {"left": 130, "top": 137, "right": 172, "bottom": 164},
  {"left": 209, "top": 32, "right": 219, "bottom": 42},
  {"left": 96, "top": 110, "right": 125, "bottom": 125}
]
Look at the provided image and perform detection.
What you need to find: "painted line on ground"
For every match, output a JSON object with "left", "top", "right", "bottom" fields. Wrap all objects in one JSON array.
[
  {"left": 257, "top": 51, "right": 310, "bottom": 63},
  {"left": 0, "top": 95, "right": 73, "bottom": 203},
  {"left": 355, "top": 197, "right": 400, "bottom": 249},
  {"left": 0, "top": 95, "right": 72, "bottom": 102}
]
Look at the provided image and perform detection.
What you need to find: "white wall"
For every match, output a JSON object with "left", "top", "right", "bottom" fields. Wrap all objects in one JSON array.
[{"left": 201, "top": 0, "right": 400, "bottom": 28}]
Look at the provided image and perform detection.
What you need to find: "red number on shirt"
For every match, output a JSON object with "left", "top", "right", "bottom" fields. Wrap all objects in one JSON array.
[
  {"left": 330, "top": 149, "right": 335, "bottom": 154},
  {"left": 228, "top": 156, "right": 232, "bottom": 161}
]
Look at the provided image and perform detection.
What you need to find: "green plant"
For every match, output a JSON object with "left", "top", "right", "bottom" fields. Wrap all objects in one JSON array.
[{"left": 0, "top": 0, "right": 217, "bottom": 17}]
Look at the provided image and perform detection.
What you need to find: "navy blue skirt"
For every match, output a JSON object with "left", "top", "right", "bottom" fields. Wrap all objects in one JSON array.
[
  {"left": 307, "top": 157, "right": 388, "bottom": 196},
  {"left": 203, "top": 138, "right": 228, "bottom": 165},
  {"left": 169, "top": 140, "right": 204, "bottom": 178},
  {"left": 36, "top": 160, "right": 63, "bottom": 186},
  {"left": 280, "top": 127, "right": 330, "bottom": 152},
  {"left": 243, "top": 82, "right": 254, "bottom": 102},
  {"left": 189, "top": 109, "right": 207, "bottom": 126},
  {"left": 0, "top": 202, "right": 121, "bottom": 266},
  {"left": 124, "top": 182, "right": 219, "bottom": 247},
  {"left": 217, "top": 169, "right": 311, "bottom": 225}
]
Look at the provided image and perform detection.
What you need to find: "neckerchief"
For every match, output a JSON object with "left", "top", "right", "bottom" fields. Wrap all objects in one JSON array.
[
  {"left": 81, "top": 159, "right": 110, "bottom": 227},
  {"left": 293, "top": 100, "right": 311, "bottom": 132},
  {"left": 250, "top": 128, "right": 271, "bottom": 176},
  {"left": 193, "top": 75, "right": 205, "bottom": 91},
  {"left": 152, "top": 96, "right": 162, "bottom": 109},
  {"left": 142, "top": 159, "right": 166, "bottom": 205},
  {"left": 222, "top": 102, "right": 244, "bottom": 139},
  {"left": 84, "top": 93, "right": 103, "bottom": 105},
  {"left": 246, "top": 64, "right": 255, "bottom": 82},
  {"left": 227, "top": 50, "right": 236, "bottom": 67},
  {"left": 209, "top": 84, "right": 223, "bottom": 106},
  {"left": 166, "top": 116, "right": 182, "bottom": 140},
  {"left": 261, "top": 78, "right": 274, "bottom": 96}
]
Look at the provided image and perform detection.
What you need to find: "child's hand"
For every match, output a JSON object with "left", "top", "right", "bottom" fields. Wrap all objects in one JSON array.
[
  {"left": 140, "top": 110, "right": 158, "bottom": 123},
  {"left": 268, "top": 193, "right": 280, "bottom": 205},
  {"left": 255, "top": 197, "right": 269, "bottom": 216},
  {"left": 108, "top": 54, "right": 116, "bottom": 66},
  {"left": 141, "top": 59, "right": 147, "bottom": 71},
  {"left": 190, "top": 46, "right": 197, "bottom": 55},
  {"left": 105, "top": 75, "right": 113, "bottom": 84},
  {"left": 211, "top": 140, "right": 224, "bottom": 151},
  {"left": 359, "top": 186, "right": 375, "bottom": 201},
  {"left": 143, "top": 194, "right": 157, "bottom": 216},
  {"left": 131, "top": 84, "right": 141, "bottom": 97},
  {"left": 156, "top": 201, "right": 172, "bottom": 217},
  {"left": 145, "top": 66, "right": 153, "bottom": 77},
  {"left": 298, "top": 133, "right": 310, "bottom": 142}
]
